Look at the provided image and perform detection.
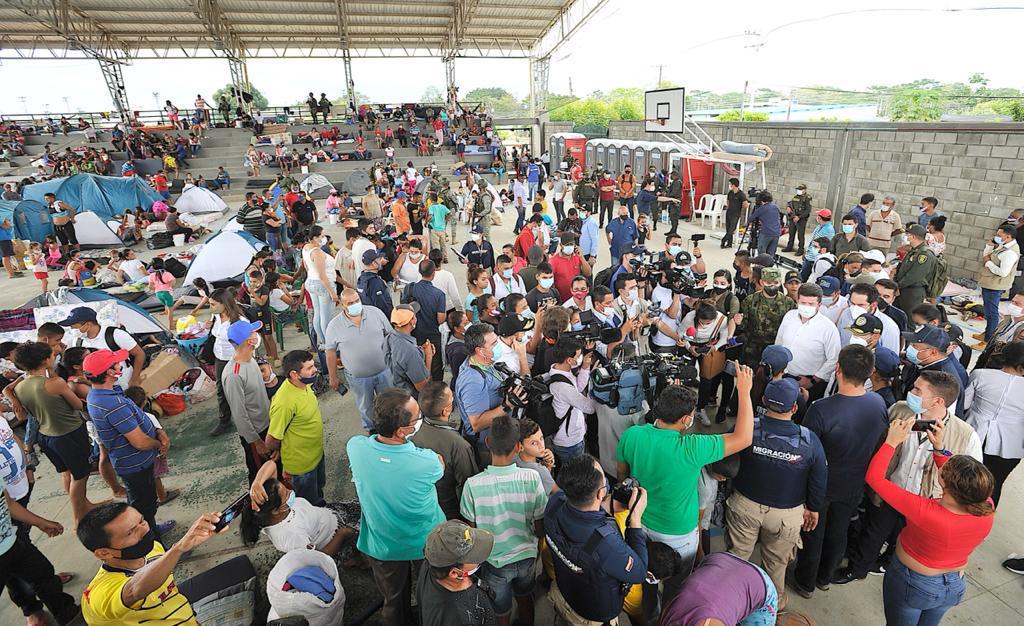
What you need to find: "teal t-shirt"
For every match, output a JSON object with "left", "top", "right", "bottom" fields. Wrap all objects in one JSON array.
[
  {"left": 428, "top": 203, "right": 449, "bottom": 231},
  {"left": 347, "top": 436, "right": 444, "bottom": 560},
  {"left": 616, "top": 424, "right": 724, "bottom": 535}
]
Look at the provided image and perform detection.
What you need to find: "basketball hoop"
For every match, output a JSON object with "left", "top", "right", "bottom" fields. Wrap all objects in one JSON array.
[
  {"left": 642, "top": 118, "right": 668, "bottom": 127},
  {"left": 644, "top": 88, "right": 685, "bottom": 133}
]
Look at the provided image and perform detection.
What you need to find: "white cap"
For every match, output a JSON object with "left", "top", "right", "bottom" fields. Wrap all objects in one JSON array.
[{"left": 862, "top": 249, "right": 886, "bottom": 264}]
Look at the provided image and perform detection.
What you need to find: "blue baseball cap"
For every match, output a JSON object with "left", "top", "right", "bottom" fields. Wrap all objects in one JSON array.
[
  {"left": 760, "top": 345, "right": 793, "bottom": 377},
  {"left": 874, "top": 347, "right": 901, "bottom": 377},
  {"left": 227, "top": 320, "right": 262, "bottom": 345},
  {"left": 58, "top": 306, "right": 98, "bottom": 326},
  {"left": 816, "top": 276, "right": 841, "bottom": 296},
  {"left": 763, "top": 378, "right": 800, "bottom": 413},
  {"left": 902, "top": 325, "right": 950, "bottom": 352},
  {"left": 396, "top": 191, "right": 408, "bottom": 198}
]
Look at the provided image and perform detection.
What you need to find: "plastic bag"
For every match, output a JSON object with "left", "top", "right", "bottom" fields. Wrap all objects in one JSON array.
[
  {"left": 155, "top": 390, "right": 186, "bottom": 416},
  {"left": 176, "top": 315, "right": 198, "bottom": 334},
  {"left": 266, "top": 549, "right": 345, "bottom": 626},
  {"left": 186, "top": 369, "right": 217, "bottom": 404}
]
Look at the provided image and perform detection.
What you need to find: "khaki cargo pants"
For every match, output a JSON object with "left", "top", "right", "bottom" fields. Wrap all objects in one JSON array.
[{"left": 726, "top": 491, "right": 804, "bottom": 603}]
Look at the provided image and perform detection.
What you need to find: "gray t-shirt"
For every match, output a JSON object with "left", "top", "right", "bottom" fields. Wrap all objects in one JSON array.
[
  {"left": 514, "top": 455, "right": 555, "bottom": 494},
  {"left": 325, "top": 306, "right": 392, "bottom": 378},
  {"left": 220, "top": 358, "right": 271, "bottom": 443},
  {"left": 385, "top": 331, "right": 430, "bottom": 397}
]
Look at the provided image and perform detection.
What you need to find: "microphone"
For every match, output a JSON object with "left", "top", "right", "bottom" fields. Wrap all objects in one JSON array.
[{"left": 686, "top": 327, "right": 697, "bottom": 338}]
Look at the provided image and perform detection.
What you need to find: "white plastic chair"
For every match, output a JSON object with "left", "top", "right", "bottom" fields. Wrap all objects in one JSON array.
[
  {"left": 700, "top": 194, "right": 726, "bottom": 230},
  {"left": 694, "top": 194, "right": 715, "bottom": 222}
]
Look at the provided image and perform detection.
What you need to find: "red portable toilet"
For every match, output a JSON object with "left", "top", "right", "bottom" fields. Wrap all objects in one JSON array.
[
  {"left": 670, "top": 153, "right": 715, "bottom": 219},
  {"left": 554, "top": 133, "right": 587, "bottom": 169}
]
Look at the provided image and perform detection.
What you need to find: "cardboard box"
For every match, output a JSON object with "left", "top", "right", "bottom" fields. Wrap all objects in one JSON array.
[{"left": 139, "top": 351, "right": 189, "bottom": 396}]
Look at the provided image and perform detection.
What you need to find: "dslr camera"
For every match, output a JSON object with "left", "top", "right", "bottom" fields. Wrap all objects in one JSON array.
[{"left": 612, "top": 477, "right": 640, "bottom": 506}]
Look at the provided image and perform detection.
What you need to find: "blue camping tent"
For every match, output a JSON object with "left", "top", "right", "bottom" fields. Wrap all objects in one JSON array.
[
  {"left": 0, "top": 199, "right": 52, "bottom": 242},
  {"left": 23, "top": 173, "right": 162, "bottom": 221}
]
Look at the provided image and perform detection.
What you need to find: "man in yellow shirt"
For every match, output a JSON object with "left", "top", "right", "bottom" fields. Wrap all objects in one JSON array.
[
  {"left": 267, "top": 349, "right": 326, "bottom": 506},
  {"left": 77, "top": 503, "right": 224, "bottom": 625}
]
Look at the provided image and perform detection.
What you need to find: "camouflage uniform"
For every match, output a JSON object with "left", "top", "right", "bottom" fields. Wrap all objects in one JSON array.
[
  {"left": 739, "top": 271, "right": 796, "bottom": 365},
  {"left": 783, "top": 184, "right": 813, "bottom": 254},
  {"left": 895, "top": 241, "right": 937, "bottom": 314},
  {"left": 573, "top": 179, "right": 597, "bottom": 214}
]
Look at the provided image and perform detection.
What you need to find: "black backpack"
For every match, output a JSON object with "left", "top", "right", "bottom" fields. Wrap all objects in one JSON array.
[
  {"left": 164, "top": 257, "right": 188, "bottom": 278},
  {"left": 147, "top": 231, "right": 174, "bottom": 250},
  {"left": 532, "top": 372, "right": 574, "bottom": 437}
]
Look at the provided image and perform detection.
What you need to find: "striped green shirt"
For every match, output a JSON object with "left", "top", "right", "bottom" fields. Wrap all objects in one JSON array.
[{"left": 460, "top": 464, "right": 548, "bottom": 568}]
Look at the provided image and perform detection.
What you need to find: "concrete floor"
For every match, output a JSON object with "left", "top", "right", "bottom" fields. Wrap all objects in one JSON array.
[{"left": 2, "top": 204, "right": 1023, "bottom": 625}]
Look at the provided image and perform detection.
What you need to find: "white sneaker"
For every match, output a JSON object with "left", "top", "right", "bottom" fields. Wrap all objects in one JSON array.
[{"left": 698, "top": 410, "right": 712, "bottom": 427}]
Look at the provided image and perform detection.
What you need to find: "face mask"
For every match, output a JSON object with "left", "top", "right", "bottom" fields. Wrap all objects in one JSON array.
[
  {"left": 562, "top": 245, "right": 575, "bottom": 256},
  {"left": 806, "top": 247, "right": 820, "bottom": 260},
  {"left": 668, "top": 245, "right": 682, "bottom": 256},
  {"left": 574, "top": 354, "right": 584, "bottom": 368},
  {"left": 628, "top": 288, "right": 639, "bottom": 301},
  {"left": 796, "top": 189, "right": 804, "bottom": 195},
  {"left": 848, "top": 305, "right": 867, "bottom": 321},
  {"left": 521, "top": 309, "right": 535, "bottom": 320},
  {"left": 571, "top": 322, "right": 584, "bottom": 331},
  {"left": 905, "top": 391, "right": 925, "bottom": 415},
  {"left": 342, "top": 301, "right": 363, "bottom": 317},
  {"left": 842, "top": 224, "right": 855, "bottom": 234},
  {"left": 763, "top": 285, "right": 780, "bottom": 296},
  {"left": 491, "top": 341, "right": 506, "bottom": 359},
  {"left": 286, "top": 489, "right": 297, "bottom": 509},
  {"left": 117, "top": 530, "right": 156, "bottom": 560},
  {"left": 993, "top": 236, "right": 1004, "bottom": 246},
  {"left": 407, "top": 417, "right": 423, "bottom": 438},
  {"left": 906, "top": 344, "right": 921, "bottom": 365},
  {"left": 299, "top": 374, "right": 318, "bottom": 385},
  {"left": 572, "top": 289, "right": 589, "bottom": 299},
  {"left": 1008, "top": 304, "right": 1024, "bottom": 317},
  {"left": 881, "top": 205, "right": 892, "bottom": 212},
  {"left": 472, "top": 234, "right": 482, "bottom": 242},
  {"left": 797, "top": 304, "right": 817, "bottom": 318},
  {"left": 618, "top": 214, "right": 628, "bottom": 221},
  {"left": 409, "top": 252, "right": 422, "bottom": 260},
  {"left": 849, "top": 336, "right": 869, "bottom": 347},
  {"left": 713, "top": 284, "right": 729, "bottom": 293},
  {"left": 539, "top": 277, "right": 555, "bottom": 290},
  {"left": 454, "top": 565, "right": 480, "bottom": 579},
  {"left": 919, "top": 205, "right": 927, "bottom": 212},
  {"left": 502, "top": 268, "right": 513, "bottom": 279},
  {"left": 821, "top": 295, "right": 835, "bottom": 306}
]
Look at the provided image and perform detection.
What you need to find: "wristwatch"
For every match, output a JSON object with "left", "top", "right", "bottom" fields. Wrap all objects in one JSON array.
[{"left": 931, "top": 448, "right": 953, "bottom": 457}]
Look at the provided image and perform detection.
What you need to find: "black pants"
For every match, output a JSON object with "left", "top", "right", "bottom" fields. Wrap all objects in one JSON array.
[
  {"left": 241, "top": 428, "right": 270, "bottom": 485},
  {"left": 0, "top": 538, "right": 79, "bottom": 623},
  {"left": 983, "top": 453, "right": 1021, "bottom": 507},
  {"left": 309, "top": 109, "right": 319, "bottom": 124},
  {"left": 795, "top": 492, "right": 860, "bottom": 589},
  {"left": 121, "top": 465, "right": 161, "bottom": 543},
  {"left": 215, "top": 358, "right": 232, "bottom": 427},
  {"left": 425, "top": 337, "right": 444, "bottom": 381},
  {"left": 786, "top": 217, "right": 808, "bottom": 251},
  {"left": 697, "top": 372, "right": 735, "bottom": 417},
  {"left": 366, "top": 556, "right": 421, "bottom": 626},
  {"left": 722, "top": 210, "right": 741, "bottom": 247},
  {"left": 669, "top": 202, "right": 683, "bottom": 234},
  {"left": 847, "top": 500, "right": 904, "bottom": 578},
  {"left": 553, "top": 200, "right": 565, "bottom": 223},
  {"left": 599, "top": 199, "right": 614, "bottom": 226}
]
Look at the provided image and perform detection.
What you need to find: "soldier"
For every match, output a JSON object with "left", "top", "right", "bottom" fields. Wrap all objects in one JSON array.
[
  {"left": 473, "top": 180, "right": 493, "bottom": 240},
  {"left": 572, "top": 175, "right": 597, "bottom": 216},
  {"left": 894, "top": 224, "right": 937, "bottom": 314},
  {"left": 783, "top": 184, "right": 813, "bottom": 256},
  {"left": 739, "top": 266, "right": 796, "bottom": 366}
]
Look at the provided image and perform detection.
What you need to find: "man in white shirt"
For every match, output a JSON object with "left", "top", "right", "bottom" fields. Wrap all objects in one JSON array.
[
  {"left": 547, "top": 335, "right": 596, "bottom": 463},
  {"left": 59, "top": 307, "right": 144, "bottom": 388},
  {"left": 837, "top": 283, "right": 900, "bottom": 353},
  {"left": 816, "top": 276, "right": 848, "bottom": 325},
  {"left": 493, "top": 254, "right": 526, "bottom": 300},
  {"left": 493, "top": 315, "right": 530, "bottom": 376},
  {"left": 775, "top": 283, "right": 841, "bottom": 402},
  {"left": 512, "top": 174, "right": 528, "bottom": 234},
  {"left": 351, "top": 219, "right": 377, "bottom": 276}
]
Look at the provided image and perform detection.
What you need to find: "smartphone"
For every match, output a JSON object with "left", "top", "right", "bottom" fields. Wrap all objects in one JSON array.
[
  {"left": 911, "top": 419, "right": 936, "bottom": 432},
  {"left": 724, "top": 360, "right": 737, "bottom": 376},
  {"left": 213, "top": 492, "right": 250, "bottom": 532}
]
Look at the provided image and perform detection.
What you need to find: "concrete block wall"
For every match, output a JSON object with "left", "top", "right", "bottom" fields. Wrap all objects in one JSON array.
[
  {"left": 542, "top": 121, "right": 575, "bottom": 148},
  {"left": 606, "top": 120, "right": 1024, "bottom": 279}
]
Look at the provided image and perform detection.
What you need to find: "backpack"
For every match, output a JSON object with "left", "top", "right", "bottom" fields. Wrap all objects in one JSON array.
[
  {"left": 76, "top": 326, "right": 123, "bottom": 352},
  {"left": 926, "top": 254, "right": 949, "bottom": 299},
  {"left": 147, "top": 231, "right": 174, "bottom": 250},
  {"left": 164, "top": 257, "right": 187, "bottom": 278},
  {"left": 616, "top": 366, "right": 647, "bottom": 415},
  {"left": 594, "top": 265, "right": 616, "bottom": 289},
  {"left": 534, "top": 372, "right": 574, "bottom": 437}
]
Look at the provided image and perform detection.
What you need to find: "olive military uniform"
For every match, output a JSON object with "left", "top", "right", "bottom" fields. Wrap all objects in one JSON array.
[
  {"left": 894, "top": 242, "right": 937, "bottom": 314},
  {"left": 739, "top": 290, "right": 796, "bottom": 366},
  {"left": 784, "top": 188, "right": 813, "bottom": 255}
]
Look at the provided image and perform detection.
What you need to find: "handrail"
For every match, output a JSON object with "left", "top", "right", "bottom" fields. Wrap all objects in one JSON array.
[{"left": 0, "top": 102, "right": 486, "bottom": 132}]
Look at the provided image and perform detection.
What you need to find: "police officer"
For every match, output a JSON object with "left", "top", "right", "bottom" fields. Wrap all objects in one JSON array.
[
  {"left": 572, "top": 175, "right": 597, "bottom": 215},
  {"left": 894, "top": 223, "right": 937, "bottom": 314},
  {"left": 356, "top": 249, "right": 393, "bottom": 318},
  {"left": 783, "top": 184, "right": 813, "bottom": 256},
  {"left": 727, "top": 378, "right": 827, "bottom": 606},
  {"left": 544, "top": 454, "right": 649, "bottom": 625},
  {"left": 739, "top": 266, "right": 796, "bottom": 366}
]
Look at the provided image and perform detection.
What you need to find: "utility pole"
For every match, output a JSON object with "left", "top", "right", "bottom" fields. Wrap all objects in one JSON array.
[
  {"left": 739, "top": 80, "right": 749, "bottom": 118},
  {"left": 568, "top": 77, "right": 574, "bottom": 97},
  {"left": 656, "top": 64, "right": 664, "bottom": 86},
  {"left": 786, "top": 88, "right": 794, "bottom": 121}
]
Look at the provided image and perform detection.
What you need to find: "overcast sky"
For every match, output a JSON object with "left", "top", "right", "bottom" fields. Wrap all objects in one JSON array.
[{"left": 1, "top": 0, "right": 1021, "bottom": 114}]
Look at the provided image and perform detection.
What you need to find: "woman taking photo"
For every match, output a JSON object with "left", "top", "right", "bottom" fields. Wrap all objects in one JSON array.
[
  {"left": 207, "top": 288, "right": 248, "bottom": 437},
  {"left": 681, "top": 301, "right": 730, "bottom": 426},
  {"left": 463, "top": 266, "right": 491, "bottom": 322},
  {"left": 302, "top": 225, "right": 339, "bottom": 349},
  {"left": 965, "top": 340, "right": 1024, "bottom": 506},
  {"left": 867, "top": 417, "right": 994, "bottom": 625}
]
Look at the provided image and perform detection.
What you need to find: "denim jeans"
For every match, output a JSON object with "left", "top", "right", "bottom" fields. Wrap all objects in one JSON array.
[
  {"left": 528, "top": 181, "right": 538, "bottom": 201},
  {"left": 304, "top": 278, "right": 335, "bottom": 349},
  {"left": 757, "top": 235, "right": 779, "bottom": 257},
  {"left": 290, "top": 455, "right": 326, "bottom": 506},
  {"left": 551, "top": 440, "right": 585, "bottom": 467},
  {"left": 740, "top": 562, "right": 779, "bottom": 626},
  {"left": 345, "top": 368, "right": 393, "bottom": 431},
  {"left": 882, "top": 557, "right": 966, "bottom": 626},
  {"left": 514, "top": 206, "right": 526, "bottom": 232},
  {"left": 479, "top": 557, "right": 537, "bottom": 616},
  {"left": 981, "top": 287, "right": 1002, "bottom": 340},
  {"left": 800, "top": 258, "right": 814, "bottom": 281}
]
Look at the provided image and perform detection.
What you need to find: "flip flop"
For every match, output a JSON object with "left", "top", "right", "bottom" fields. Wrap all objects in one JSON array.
[
  {"left": 159, "top": 488, "right": 181, "bottom": 506},
  {"left": 58, "top": 572, "right": 75, "bottom": 585}
]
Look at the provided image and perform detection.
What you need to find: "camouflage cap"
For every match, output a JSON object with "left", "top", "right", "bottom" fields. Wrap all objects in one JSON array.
[{"left": 761, "top": 267, "right": 783, "bottom": 282}]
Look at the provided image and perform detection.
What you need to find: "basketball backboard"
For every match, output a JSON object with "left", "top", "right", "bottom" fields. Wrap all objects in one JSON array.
[{"left": 645, "top": 87, "right": 685, "bottom": 134}]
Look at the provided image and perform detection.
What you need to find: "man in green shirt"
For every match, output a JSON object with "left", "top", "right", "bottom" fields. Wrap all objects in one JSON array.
[
  {"left": 426, "top": 193, "right": 450, "bottom": 263},
  {"left": 616, "top": 366, "right": 755, "bottom": 576},
  {"left": 267, "top": 350, "right": 325, "bottom": 506}
]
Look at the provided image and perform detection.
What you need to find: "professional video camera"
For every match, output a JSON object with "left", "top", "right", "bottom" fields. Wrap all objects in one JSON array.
[
  {"left": 493, "top": 362, "right": 548, "bottom": 409},
  {"left": 591, "top": 351, "right": 699, "bottom": 391}
]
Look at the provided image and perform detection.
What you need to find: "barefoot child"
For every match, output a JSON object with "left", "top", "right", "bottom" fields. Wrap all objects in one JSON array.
[{"left": 147, "top": 257, "right": 177, "bottom": 329}]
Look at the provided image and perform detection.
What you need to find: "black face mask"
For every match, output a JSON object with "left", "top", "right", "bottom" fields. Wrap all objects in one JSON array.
[
  {"left": 117, "top": 530, "right": 155, "bottom": 560},
  {"left": 713, "top": 285, "right": 729, "bottom": 293},
  {"left": 763, "top": 286, "right": 780, "bottom": 297}
]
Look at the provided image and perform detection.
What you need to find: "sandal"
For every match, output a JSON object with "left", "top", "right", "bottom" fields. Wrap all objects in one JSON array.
[
  {"left": 159, "top": 488, "right": 181, "bottom": 506},
  {"left": 58, "top": 572, "right": 75, "bottom": 585}
]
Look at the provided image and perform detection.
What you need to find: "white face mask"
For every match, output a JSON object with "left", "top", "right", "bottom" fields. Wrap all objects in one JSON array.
[
  {"left": 628, "top": 288, "right": 639, "bottom": 301},
  {"left": 849, "top": 336, "right": 869, "bottom": 347},
  {"left": 797, "top": 304, "right": 817, "bottom": 319},
  {"left": 574, "top": 353, "right": 584, "bottom": 368},
  {"left": 407, "top": 417, "right": 423, "bottom": 438},
  {"left": 472, "top": 234, "right": 482, "bottom": 242},
  {"left": 1008, "top": 303, "right": 1024, "bottom": 318},
  {"left": 848, "top": 305, "right": 867, "bottom": 321}
]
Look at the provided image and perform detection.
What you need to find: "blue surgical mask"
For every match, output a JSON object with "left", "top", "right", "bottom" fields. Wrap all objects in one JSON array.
[
  {"left": 571, "top": 322, "right": 584, "bottom": 331},
  {"left": 993, "top": 236, "right": 1004, "bottom": 246},
  {"left": 481, "top": 285, "right": 491, "bottom": 295},
  {"left": 668, "top": 245, "right": 682, "bottom": 256},
  {"left": 906, "top": 344, "right": 921, "bottom": 365},
  {"left": 286, "top": 490, "right": 297, "bottom": 509},
  {"left": 539, "top": 277, "right": 555, "bottom": 289},
  {"left": 842, "top": 224, "right": 855, "bottom": 234},
  {"left": 806, "top": 246, "right": 820, "bottom": 260},
  {"left": 346, "top": 302, "right": 363, "bottom": 316},
  {"left": 502, "top": 268, "right": 513, "bottom": 279},
  {"left": 521, "top": 309, "right": 535, "bottom": 320},
  {"left": 905, "top": 391, "right": 924, "bottom": 415}
]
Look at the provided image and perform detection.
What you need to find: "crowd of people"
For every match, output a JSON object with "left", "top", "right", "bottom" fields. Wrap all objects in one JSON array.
[{"left": 3, "top": 98, "right": 1024, "bottom": 626}]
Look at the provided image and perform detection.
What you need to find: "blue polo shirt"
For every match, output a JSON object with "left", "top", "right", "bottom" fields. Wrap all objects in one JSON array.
[
  {"left": 86, "top": 387, "right": 158, "bottom": 474},
  {"left": 604, "top": 217, "right": 637, "bottom": 257},
  {"left": 407, "top": 280, "right": 446, "bottom": 342},
  {"left": 454, "top": 359, "right": 504, "bottom": 441}
]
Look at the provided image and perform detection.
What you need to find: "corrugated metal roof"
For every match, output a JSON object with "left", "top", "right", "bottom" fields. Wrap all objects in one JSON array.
[{"left": 0, "top": 0, "right": 581, "bottom": 58}]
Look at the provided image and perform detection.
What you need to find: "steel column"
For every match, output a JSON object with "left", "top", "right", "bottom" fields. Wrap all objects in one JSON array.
[
  {"left": 529, "top": 56, "right": 550, "bottom": 115},
  {"left": 98, "top": 57, "right": 131, "bottom": 122}
]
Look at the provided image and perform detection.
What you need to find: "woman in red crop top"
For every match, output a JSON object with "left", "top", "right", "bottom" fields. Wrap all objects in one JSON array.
[{"left": 868, "top": 417, "right": 995, "bottom": 626}]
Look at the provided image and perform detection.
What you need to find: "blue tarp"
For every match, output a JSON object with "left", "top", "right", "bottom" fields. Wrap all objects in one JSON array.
[
  {"left": 0, "top": 199, "right": 52, "bottom": 243},
  {"left": 23, "top": 173, "right": 162, "bottom": 221}
]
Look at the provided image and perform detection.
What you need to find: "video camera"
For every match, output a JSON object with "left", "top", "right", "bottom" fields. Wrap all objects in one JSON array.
[
  {"left": 591, "top": 351, "right": 699, "bottom": 391},
  {"left": 494, "top": 362, "right": 549, "bottom": 409}
]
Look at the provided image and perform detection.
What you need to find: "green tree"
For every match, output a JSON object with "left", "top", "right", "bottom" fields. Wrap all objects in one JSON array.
[
  {"left": 549, "top": 98, "right": 621, "bottom": 133},
  {"left": 421, "top": 86, "right": 444, "bottom": 103},
  {"left": 610, "top": 96, "right": 643, "bottom": 120},
  {"left": 714, "top": 110, "right": 769, "bottom": 122},
  {"left": 213, "top": 83, "right": 269, "bottom": 109},
  {"left": 464, "top": 87, "right": 526, "bottom": 116},
  {"left": 886, "top": 89, "right": 944, "bottom": 121}
]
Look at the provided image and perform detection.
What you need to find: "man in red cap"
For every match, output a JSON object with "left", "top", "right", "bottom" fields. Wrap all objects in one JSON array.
[{"left": 84, "top": 349, "right": 175, "bottom": 540}]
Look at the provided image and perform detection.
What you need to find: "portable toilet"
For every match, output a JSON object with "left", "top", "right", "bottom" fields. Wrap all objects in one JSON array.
[
  {"left": 669, "top": 152, "right": 715, "bottom": 217},
  {"left": 584, "top": 141, "right": 597, "bottom": 170},
  {"left": 633, "top": 142, "right": 648, "bottom": 173},
  {"left": 619, "top": 141, "right": 634, "bottom": 175},
  {"left": 549, "top": 134, "right": 563, "bottom": 168},
  {"left": 604, "top": 139, "right": 619, "bottom": 174},
  {"left": 562, "top": 133, "right": 587, "bottom": 168},
  {"left": 649, "top": 146, "right": 664, "bottom": 173}
]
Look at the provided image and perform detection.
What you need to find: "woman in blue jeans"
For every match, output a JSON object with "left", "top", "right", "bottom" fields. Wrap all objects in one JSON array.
[{"left": 301, "top": 226, "right": 339, "bottom": 350}]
